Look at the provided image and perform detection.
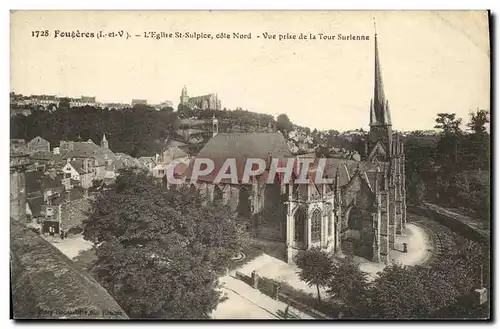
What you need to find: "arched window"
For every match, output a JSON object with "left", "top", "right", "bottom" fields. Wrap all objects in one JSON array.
[
  {"left": 294, "top": 208, "right": 306, "bottom": 244},
  {"left": 311, "top": 209, "right": 322, "bottom": 243}
]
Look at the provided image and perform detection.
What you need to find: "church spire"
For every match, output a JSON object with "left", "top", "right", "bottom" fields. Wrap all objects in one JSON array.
[
  {"left": 101, "top": 133, "right": 109, "bottom": 149},
  {"left": 370, "top": 21, "right": 391, "bottom": 127}
]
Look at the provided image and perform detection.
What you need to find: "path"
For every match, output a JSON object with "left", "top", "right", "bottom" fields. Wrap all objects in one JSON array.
[
  {"left": 423, "top": 202, "right": 489, "bottom": 237},
  {"left": 235, "top": 222, "right": 434, "bottom": 287},
  {"left": 236, "top": 254, "right": 327, "bottom": 297},
  {"left": 356, "top": 222, "right": 434, "bottom": 280},
  {"left": 43, "top": 234, "right": 94, "bottom": 259},
  {"left": 212, "top": 275, "right": 314, "bottom": 319}
]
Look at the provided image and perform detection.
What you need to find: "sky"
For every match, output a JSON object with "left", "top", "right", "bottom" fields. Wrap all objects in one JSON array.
[{"left": 10, "top": 10, "right": 490, "bottom": 131}]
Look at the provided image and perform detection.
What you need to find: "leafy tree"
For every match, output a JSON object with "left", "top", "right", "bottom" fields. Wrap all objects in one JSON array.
[
  {"left": 366, "top": 263, "right": 457, "bottom": 319},
  {"left": 326, "top": 255, "right": 369, "bottom": 314},
  {"left": 434, "top": 113, "right": 464, "bottom": 169},
  {"left": 433, "top": 240, "right": 489, "bottom": 295},
  {"left": 407, "top": 172, "right": 427, "bottom": 204},
  {"left": 295, "top": 247, "right": 333, "bottom": 301},
  {"left": 467, "top": 109, "right": 489, "bottom": 135},
  {"left": 83, "top": 169, "right": 247, "bottom": 318},
  {"left": 276, "top": 113, "right": 293, "bottom": 137},
  {"left": 462, "top": 109, "right": 490, "bottom": 171},
  {"left": 434, "top": 113, "right": 462, "bottom": 135}
]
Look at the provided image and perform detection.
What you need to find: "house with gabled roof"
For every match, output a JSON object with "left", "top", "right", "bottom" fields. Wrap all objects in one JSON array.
[{"left": 27, "top": 136, "right": 50, "bottom": 153}]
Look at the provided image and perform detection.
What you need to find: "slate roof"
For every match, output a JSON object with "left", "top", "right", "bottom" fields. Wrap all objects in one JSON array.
[
  {"left": 28, "top": 136, "right": 50, "bottom": 147},
  {"left": 10, "top": 218, "right": 128, "bottom": 319},
  {"left": 41, "top": 173, "right": 64, "bottom": 194},
  {"left": 319, "top": 158, "right": 388, "bottom": 187},
  {"left": 69, "top": 160, "right": 86, "bottom": 174},
  {"left": 188, "top": 94, "right": 214, "bottom": 102},
  {"left": 25, "top": 170, "right": 44, "bottom": 196},
  {"left": 27, "top": 196, "right": 44, "bottom": 217},
  {"left": 198, "top": 132, "right": 291, "bottom": 158},
  {"left": 61, "top": 142, "right": 114, "bottom": 162},
  {"left": 185, "top": 132, "right": 291, "bottom": 183}
]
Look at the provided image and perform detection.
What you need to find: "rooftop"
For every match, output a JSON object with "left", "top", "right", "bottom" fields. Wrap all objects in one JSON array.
[{"left": 10, "top": 218, "right": 128, "bottom": 319}]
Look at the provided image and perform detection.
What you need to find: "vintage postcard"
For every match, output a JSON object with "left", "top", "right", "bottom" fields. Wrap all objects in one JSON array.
[{"left": 9, "top": 10, "right": 490, "bottom": 320}]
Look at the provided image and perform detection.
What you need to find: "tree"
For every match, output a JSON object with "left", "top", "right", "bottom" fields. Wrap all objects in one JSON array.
[
  {"left": 434, "top": 113, "right": 463, "bottom": 167},
  {"left": 276, "top": 113, "right": 293, "bottom": 137},
  {"left": 295, "top": 247, "right": 333, "bottom": 301},
  {"left": 434, "top": 113, "right": 462, "bottom": 135},
  {"left": 463, "top": 109, "right": 490, "bottom": 171},
  {"left": 366, "top": 263, "right": 457, "bottom": 319},
  {"left": 161, "top": 106, "right": 175, "bottom": 113},
  {"left": 326, "top": 255, "right": 369, "bottom": 314},
  {"left": 467, "top": 109, "right": 489, "bottom": 135},
  {"left": 407, "top": 172, "right": 427, "bottom": 204},
  {"left": 83, "top": 169, "right": 247, "bottom": 318},
  {"left": 433, "top": 240, "right": 489, "bottom": 295}
]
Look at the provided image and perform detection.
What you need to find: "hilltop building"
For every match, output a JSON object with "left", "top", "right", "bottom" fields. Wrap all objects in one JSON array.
[{"left": 180, "top": 85, "right": 222, "bottom": 110}]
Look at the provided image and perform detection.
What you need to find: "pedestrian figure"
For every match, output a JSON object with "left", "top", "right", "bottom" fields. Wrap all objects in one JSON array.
[
  {"left": 60, "top": 229, "right": 65, "bottom": 240},
  {"left": 49, "top": 226, "right": 54, "bottom": 236}
]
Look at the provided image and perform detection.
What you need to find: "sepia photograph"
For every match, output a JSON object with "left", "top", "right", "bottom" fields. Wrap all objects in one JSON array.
[{"left": 9, "top": 10, "right": 491, "bottom": 320}]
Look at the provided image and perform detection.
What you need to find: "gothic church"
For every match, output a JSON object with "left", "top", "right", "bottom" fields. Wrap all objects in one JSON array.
[{"left": 186, "top": 32, "right": 407, "bottom": 264}]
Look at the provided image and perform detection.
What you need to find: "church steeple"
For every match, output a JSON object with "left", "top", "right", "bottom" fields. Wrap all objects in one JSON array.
[
  {"left": 370, "top": 24, "right": 391, "bottom": 127},
  {"left": 367, "top": 21, "right": 393, "bottom": 162}
]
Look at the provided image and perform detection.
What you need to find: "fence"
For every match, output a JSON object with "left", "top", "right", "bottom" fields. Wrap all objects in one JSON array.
[{"left": 233, "top": 270, "right": 337, "bottom": 319}]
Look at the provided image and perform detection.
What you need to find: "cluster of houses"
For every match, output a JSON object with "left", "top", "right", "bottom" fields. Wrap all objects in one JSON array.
[
  {"left": 10, "top": 92, "right": 174, "bottom": 116},
  {"left": 286, "top": 129, "right": 361, "bottom": 160},
  {"left": 11, "top": 134, "right": 190, "bottom": 238}
]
